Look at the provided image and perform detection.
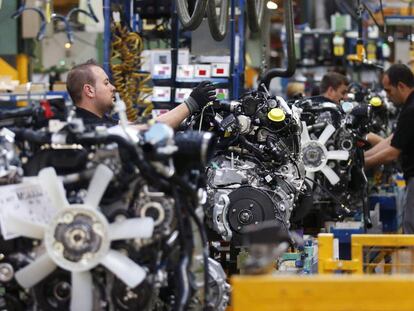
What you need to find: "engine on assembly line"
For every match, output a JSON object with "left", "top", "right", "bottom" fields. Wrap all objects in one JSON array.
[
  {"left": 0, "top": 105, "right": 229, "bottom": 311},
  {"left": 188, "top": 90, "right": 307, "bottom": 245},
  {"left": 295, "top": 97, "right": 372, "bottom": 227}
]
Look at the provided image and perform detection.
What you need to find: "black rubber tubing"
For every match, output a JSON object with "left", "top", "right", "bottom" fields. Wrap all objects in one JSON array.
[
  {"left": 207, "top": 0, "right": 230, "bottom": 41},
  {"left": 176, "top": 0, "right": 208, "bottom": 30},
  {"left": 246, "top": 0, "right": 265, "bottom": 33}
]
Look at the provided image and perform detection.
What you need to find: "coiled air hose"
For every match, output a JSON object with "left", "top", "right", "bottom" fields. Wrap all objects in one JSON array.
[
  {"left": 175, "top": 0, "right": 207, "bottom": 30},
  {"left": 111, "top": 19, "right": 153, "bottom": 121},
  {"left": 207, "top": 0, "right": 230, "bottom": 41},
  {"left": 246, "top": 0, "right": 266, "bottom": 33},
  {"left": 176, "top": 0, "right": 230, "bottom": 42}
]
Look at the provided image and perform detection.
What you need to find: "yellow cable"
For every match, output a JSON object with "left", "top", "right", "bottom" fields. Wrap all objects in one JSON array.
[{"left": 110, "top": 20, "right": 152, "bottom": 121}]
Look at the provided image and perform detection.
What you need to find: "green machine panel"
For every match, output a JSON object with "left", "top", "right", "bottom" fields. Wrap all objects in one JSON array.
[{"left": 0, "top": 0, "right": 18, "bottom": 55}]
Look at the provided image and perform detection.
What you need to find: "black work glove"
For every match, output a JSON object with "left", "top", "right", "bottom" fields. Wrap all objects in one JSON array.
[{"left": 184, "top": 81, "right": 217, "bottom": 114}]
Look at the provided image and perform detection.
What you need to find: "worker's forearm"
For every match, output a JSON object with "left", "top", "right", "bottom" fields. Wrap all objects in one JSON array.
[
  {"left": 366, "top": 132, "right": 384, "bottom": 147},
  {"left": 365, "top": 147, "right": 398, "bottom": 169},
  {"left": 156, "top": 103, "right": 190, "bottom": 129},
  {"left": 364, "top": 134, "right": 393, "bottom": 158}
]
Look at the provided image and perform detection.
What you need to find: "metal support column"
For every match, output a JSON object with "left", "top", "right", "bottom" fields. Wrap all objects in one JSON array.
[
  {"left": 171, "top": 0, "right": 179, "bottom": 105},
  {"left": 230, "top": 0, "right": 236, "bottom": 99},
  {"left": 230, "top": 0, "right": 245, "bottom": 100},
  {"left": 236, "top": 0, "right": 245, "bottom": 99},
  {"left": 103, "top": 0, "right": 111, "bottom": 76}
]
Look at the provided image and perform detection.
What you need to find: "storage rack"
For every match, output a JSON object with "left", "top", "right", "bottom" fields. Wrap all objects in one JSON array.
[{"left": 102, "top": 0, "right": 246, "bottom": 108}]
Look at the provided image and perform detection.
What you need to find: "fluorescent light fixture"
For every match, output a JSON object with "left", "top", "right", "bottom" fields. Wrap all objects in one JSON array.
[{"left": 267, "top": 1, "right": 278, "bottom": 10}]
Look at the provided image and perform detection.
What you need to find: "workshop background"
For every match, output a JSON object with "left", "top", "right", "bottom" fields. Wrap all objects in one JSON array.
[{"left": 0, "top": 0, "right": 414, "bottom": 310}]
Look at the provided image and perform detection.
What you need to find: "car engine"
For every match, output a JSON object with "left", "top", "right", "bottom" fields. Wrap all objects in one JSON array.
[
  {"left": 296, "top": 98, "right": 371, "bottom": 228},
  {"left": 189, "top": 90, "right": 307, "bottom": 245},
  {"left": 0, "top": 106, "right": 229, "bottom": 311}
]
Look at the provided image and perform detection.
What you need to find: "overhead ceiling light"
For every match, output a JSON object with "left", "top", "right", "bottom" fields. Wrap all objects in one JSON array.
[{"left": 267, "top": 1, "right": 278, "bottom": 10}]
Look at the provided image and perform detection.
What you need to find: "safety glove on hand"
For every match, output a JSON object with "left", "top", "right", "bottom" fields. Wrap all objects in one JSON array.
[{"left": 184, "top": 81, "right": 217, "bottom": 114}]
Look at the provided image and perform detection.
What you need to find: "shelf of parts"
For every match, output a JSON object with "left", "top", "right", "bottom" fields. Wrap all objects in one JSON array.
[{"left": 102, "top": 0, "right": 246, "bottom": 106}]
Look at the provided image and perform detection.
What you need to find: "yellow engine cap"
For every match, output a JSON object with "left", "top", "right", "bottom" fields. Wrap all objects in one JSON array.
[
  {"left": 268, "top": 108, "right": 286, "bottom": 122},
  {"left": 370, "top": 96, "right": 382, "bottom": 107}
]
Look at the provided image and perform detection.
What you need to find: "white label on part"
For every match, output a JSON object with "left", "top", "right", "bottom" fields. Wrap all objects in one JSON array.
[
  {"left": 235, "top": 35, "right": 240, "bottom": 66},
  {"left": 333, "top": 238, "right": 339, "bottom": 260},
  {"left": 0, "top": 179, "right": 56, "bottom": 240}
]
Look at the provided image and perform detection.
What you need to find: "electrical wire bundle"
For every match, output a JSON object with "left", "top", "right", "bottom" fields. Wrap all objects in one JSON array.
[{"left": 110, "top": 17, "right": 153, "bottom": 122}]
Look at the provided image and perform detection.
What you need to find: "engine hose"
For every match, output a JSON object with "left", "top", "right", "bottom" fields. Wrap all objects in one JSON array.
[
  {"left": 238, "top": 136, "right": 266, "bottom": 161},
  {"left": 11, "top": 127, "right": 172, "bottom": 193},
  {"left": 12, "top": 128, "right": 51, "bottom": 144},
  {"left": 260, "top": 0, "right": 296, "bottom": 86},
  {"left": 0, "top": 107, "right": 34, "bottom": 120},
  {"left": 306, "top": 106, "right": 343, "bottom": 126},
  {"left": 246, "top": 0, "right": 266, "bottom": 33},
  {"left": 170, "top": 174, "right": 211, "bottom": 308},
  {"left": 70, "top": 133, "right": 172, "bottom": 192},
  {"left": 175, "top": 0, "right": 207, "bottom": 31},
  {"left": 216, "top": 133, "right": 240, "bottom": 150},
  {"left": 206, "top": 0, "right": 229, "bottom": 41},
  {"left": 110, "top": 20, "right": 152, "bottom": 121},
  {"left": 186, "top": 205, "right": 212, "bottom": 309},
  {"left": 307, "top": 122, "right": 327, "bottom": 132},
  {"left": 355, "top": 148, "right": 372, "bottom": 230},
  {"left": 172, "top": 186, "right": 191, "bottom": 311},
  {"left": 266, "top": 138, "right": 286, "bottom": 163},
  {"left": 304, "top": 177, "right": 351, "bottom": 215}
]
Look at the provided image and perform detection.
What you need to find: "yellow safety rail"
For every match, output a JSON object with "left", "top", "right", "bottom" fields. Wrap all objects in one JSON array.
[
  {"left": 318, "top": 233, "right": 414, "bottom": 274},
  {"left": 230, "top": 234, "right": 414, "bottom": 310},
  {"left": 231, "top": 274, "right": 414, "bottom": 311}
]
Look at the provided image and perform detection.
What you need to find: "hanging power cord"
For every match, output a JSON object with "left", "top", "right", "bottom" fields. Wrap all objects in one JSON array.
[
  {"left": 11, "top": 0, "right": 98, "bottom": 44},
  {"left": 361, "top": 1, "right": 386, "bottom": 35},
  {"left": 379, "top": 0, "right": 387, "bottom": 34},
  {"left": 11, "top": 0, "right": 47, "bottom": 41},
  {"left": 52, "top": 0, "right": 99, "bottom": 45},
  {"left": 110, "top": 11, "right": 153, "bottom": 122},
  {"left": 304, "top": 177, "right": 352, "bottom": 217},
  {"left": 67, "top": 0, "right": 99, "bottom": 23}
]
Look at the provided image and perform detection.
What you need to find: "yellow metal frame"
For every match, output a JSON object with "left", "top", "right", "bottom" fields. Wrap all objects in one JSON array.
[
  {"left": 318, "top": 233, "right": 414, "bottom": 274},
  {"left": 0, "top": 54, "right": 28, "bottom": 83},
  {"left": 231, "top": 274, "right": 414, "bottom": 311},
  {"left": 230, "top": 234, "right": 414, "bottom": 310},
  {"left": 0, "top": 57, "right": 18, "bottom": 80},
  {"left": 16, "top": 54, "right": 29, "bottom": 84}
]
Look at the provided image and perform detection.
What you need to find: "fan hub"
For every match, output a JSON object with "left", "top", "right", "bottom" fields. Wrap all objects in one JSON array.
[
  {"left": 45, "top": 205, "right": 110, "bottom": 272},
  {"left": 302, "top": 141, "right": 328, "bottom": 172},
  {"left": 53, "top": 281, "right": 71, "bottom": 301}
]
